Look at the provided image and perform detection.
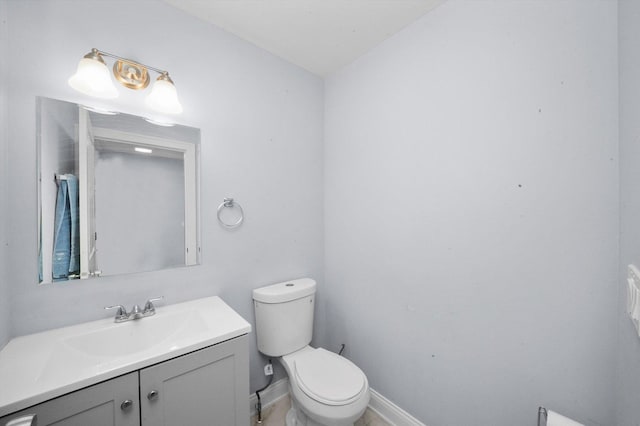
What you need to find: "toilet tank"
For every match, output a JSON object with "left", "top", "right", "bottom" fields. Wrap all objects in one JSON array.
[{"left": 253, "top": 278, "right": 316, "bottom": 357}]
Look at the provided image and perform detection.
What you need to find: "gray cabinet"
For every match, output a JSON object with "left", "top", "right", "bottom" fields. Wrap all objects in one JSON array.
[
  {"left": 141, "top": 336, "right": 249, "bottom": 426},
  {"left": 0, "top": 372, "right": 139, "bottom": 426},
  {"left": 1, "top": 335, "right": 249, "bottom": 426}
]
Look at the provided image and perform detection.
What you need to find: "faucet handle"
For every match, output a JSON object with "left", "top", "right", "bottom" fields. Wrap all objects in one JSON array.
[
  {"left": 105, "top": 305, "right": 128, "bottom": 321},
  {"left": 143, "top": 296, "right": 164, "bottom": 314}
]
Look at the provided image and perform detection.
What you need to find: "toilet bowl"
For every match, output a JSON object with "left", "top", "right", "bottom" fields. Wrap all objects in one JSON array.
[
  {"left": 281, "top": 346, "right": 370, "bottom": 426},
  {"left": 253, "top": 278, "right": 370, "bottom": 426}
]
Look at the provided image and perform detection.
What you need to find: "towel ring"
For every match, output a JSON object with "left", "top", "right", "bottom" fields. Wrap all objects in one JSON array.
[{"left": 217, "top": 198, "right": 244, "bottom": 229}]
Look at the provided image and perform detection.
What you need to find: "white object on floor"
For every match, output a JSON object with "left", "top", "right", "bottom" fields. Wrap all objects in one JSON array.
[
  {"left": 627, "top": 265, "right": 640, "bottom": 336},
  {"left": 547, "top": 410, "right": 584, "bottom": 426}
]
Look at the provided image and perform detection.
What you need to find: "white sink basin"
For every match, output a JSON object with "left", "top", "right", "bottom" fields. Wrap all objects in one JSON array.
[
  {"left": 35, "top": 308, "right": 211, "bottom": 385},
  {"left": 0, "top": 296, "right": 251, "bottom": 417},
  {"left": 63, "top": 309, "right": 208, "bottom": 358}
]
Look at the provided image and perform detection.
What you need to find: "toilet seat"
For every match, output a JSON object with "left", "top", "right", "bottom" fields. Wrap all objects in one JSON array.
[{"left": 292, "top": 348, "right": 367, "bottom": 406}]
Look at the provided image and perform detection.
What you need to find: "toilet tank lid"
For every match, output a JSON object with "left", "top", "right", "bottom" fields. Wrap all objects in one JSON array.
[{"left": 253, "top": 278, "right": 317, "bottom": 303}]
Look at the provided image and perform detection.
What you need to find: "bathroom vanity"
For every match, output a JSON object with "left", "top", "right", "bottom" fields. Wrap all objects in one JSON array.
[{"left": 0, "top": 297, "right": 251, "bottom": 426}]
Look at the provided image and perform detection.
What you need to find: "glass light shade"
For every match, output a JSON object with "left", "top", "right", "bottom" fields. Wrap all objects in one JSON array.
[
  {"left": 145, "top": 78, "right": 183, "bottom": 114},
  {"left": 68, "top": 58, "right": 119, "bottom": 99}
]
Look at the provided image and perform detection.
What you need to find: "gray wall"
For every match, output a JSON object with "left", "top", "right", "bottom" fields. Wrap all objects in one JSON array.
[
  {"left": 3, "top": 0, "right": 324, "bottom": 392},
  {"left": 617, "top": 1, "right": 640, "bottom": 425},
  {"left": 324, "top": 1, "right": 618, "bottom": 425},
  {"left": 0, "top": 0, "right": 9, "bottom": 349}
]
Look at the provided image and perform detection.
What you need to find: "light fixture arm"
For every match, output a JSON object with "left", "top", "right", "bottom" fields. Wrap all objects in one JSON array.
[{"left": 92, "top": 48, "right": 171, "bottom": 77}]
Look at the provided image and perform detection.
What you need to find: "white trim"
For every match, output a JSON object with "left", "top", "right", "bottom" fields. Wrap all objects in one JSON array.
[
  {"left": 248, "top": 378, "right": 427, "bottom": 426},
  {"left": 78, "top": 107, "right": 96, "bottom": 280},
  {"left": 92, "top": 127, "right": 191, "bottom": 152},
  {"left": 368, "top": 388, "right": 426, "bottom": 426},
  {"left": 249, "top": 378, "right": 290, "bottom": 416}
]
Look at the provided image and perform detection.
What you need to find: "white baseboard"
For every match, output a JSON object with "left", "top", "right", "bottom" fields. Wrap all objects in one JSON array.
[
  {"left": 249, "top": 377, "right": 290, "bottom": 416},
  {"left": 249, "top": 378, "right": 426, "bottom": 426},
  {"left": 368, "top": 388, "right": 426, "bottom": 426}
]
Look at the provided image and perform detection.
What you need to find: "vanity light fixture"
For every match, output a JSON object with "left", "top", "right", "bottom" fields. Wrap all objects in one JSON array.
[{"left": 68, "top": 48, "right": 183, "bottom": 115}]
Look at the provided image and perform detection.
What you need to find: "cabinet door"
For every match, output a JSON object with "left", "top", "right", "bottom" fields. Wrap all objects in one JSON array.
[
  {"left": 140, "top": 335, "right": 249, "bottom": 426},
  {"left": 0, "top": 372, "right": 139, "bottom": 426}
]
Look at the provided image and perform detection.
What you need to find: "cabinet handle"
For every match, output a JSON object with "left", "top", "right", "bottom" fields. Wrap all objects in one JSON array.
[
  {"left": 147, "top": 390, "right": 159, "bottom": 401},
  {"left": 120, "top": 400, "right": 134, "bottom": 411}
]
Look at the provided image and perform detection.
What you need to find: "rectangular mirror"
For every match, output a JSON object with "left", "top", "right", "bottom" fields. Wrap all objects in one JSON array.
[{"left": 37, "top": 97, "right": 201, "bottom": 284}]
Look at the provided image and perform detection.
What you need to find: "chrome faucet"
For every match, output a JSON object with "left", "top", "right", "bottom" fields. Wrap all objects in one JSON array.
[
  {"left": 104, "top": 305, "right": 129, "bottom": 322},
  {"left": 143, "top": 297, "right": 163, "bottom": 315},
  {"left": 129, "top": 304, "right": 144, "bottom": 320},
  {"left": 105, "top": 297, "right": 164, "bottom": 323}
]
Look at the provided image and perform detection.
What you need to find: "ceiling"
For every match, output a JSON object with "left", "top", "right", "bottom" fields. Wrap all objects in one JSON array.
[{"left": 164, "top": 0, "right": 444, "bottom": 76}]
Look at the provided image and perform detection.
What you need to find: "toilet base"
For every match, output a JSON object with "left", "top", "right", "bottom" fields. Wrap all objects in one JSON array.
[
  {"left": 286, "top": 406, "right": 316, "bottom": 426},
  {"left": 285, "top": 397, "right": 356, "bottom": 426},
  {"left": 278, "top": 347, "right": 369, "bottom": 426},
  {"left": 285, "top": 407, "right": 299, "bottom": 426}
]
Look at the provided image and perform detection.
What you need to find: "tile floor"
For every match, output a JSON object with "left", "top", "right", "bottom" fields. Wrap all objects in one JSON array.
[{"left": 251, "top": 394, "right": 391, "bottom": 426}]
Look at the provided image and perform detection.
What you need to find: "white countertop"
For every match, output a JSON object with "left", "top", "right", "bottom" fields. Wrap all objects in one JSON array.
[{"left": 0, "top": 296, "right": 251, "bottom": 417}]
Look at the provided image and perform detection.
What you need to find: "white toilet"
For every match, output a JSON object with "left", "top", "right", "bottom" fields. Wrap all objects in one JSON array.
[{"left": 253, "top": 278, "right": 370, "bottom": 426}]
